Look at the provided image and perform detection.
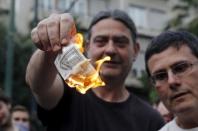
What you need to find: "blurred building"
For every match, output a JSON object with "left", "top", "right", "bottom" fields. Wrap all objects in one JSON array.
[
  {"left": 0, "top": 0, "right": 178, "bottom": 87},
  {"left": 36, "top": 0, "right": 169, "bottom": 79},
  {"left": 0, "top": 0, "right": 10, "bottom": 24}
]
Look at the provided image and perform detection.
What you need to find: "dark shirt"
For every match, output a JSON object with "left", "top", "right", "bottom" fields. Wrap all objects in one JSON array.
[{"left": 38, "top": 86, "right": 165, "bottom": 131}]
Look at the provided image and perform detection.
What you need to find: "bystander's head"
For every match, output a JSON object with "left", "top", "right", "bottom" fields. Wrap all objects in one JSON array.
[
  {"left": 145, "top": 31, "right": 198, "bottom": 130},
  {"left": 0, "top": 92, "right": 11, "bottom": 127},
  {"left": 11, "top": 105, "right": 30, "bottom": 131}
]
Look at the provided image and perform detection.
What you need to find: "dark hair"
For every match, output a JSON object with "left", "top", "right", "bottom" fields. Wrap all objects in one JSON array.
[
  {"left": 11, "top": 105, "right": 29, "bottom": 114},
  {"left": 0, "top": 89, "right": 11, "bottom": 104},
  {"left": 86, "top": 9, "right": 137, "bottom": 43},
  {"left": 145, "top": 31, "right": 198, "bottom": 76}
]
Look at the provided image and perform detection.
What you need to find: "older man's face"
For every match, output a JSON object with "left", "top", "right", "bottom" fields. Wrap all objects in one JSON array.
[{"left": 86, "top": 18, "right": 139, "bottom": 80}]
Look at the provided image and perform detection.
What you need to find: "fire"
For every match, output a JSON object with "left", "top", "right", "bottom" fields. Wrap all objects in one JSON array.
[
  {"left": 72, "top": 33, "right": 84, "bottom": 53},
  {"left": 95, "top": 56, "right": 111, "bottom": 72},
  {"left": 66, "top": 33, "right": 111, "bottom": 94}
]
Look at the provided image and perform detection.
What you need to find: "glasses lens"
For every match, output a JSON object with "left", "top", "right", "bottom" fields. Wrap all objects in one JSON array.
[
  {"left": 172, "top": 62, "right": 192, "bottom": 75},
  {"left": 152, "top": 71, "right": 168, "bottom": 84},
  {"left": 151, "top": 61, "right": 196, "bottom": 85}
]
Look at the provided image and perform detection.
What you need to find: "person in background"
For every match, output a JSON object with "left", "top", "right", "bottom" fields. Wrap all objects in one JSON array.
[
  {"left": 0, "top": 90, "right": 18, "bottom": 131},
  {"left": 11, "top": 105, "right": 30, "bottom": 131},
  {"left": 145, "top": 31, "right": 198, "bottom": 131},
  {"left": 156, "top": 101, "right": 174, "bottom": 123},
  {"left": 26, "top": 9, "right": 164, "bottom": 131}
]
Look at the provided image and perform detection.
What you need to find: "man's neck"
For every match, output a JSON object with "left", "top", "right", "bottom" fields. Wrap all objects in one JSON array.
[
  {"left": 92, "top": 85, "right": 130, "bottom": 103},
  {"left": 176, "top": 115, "right": 198, "bottom": 129}
]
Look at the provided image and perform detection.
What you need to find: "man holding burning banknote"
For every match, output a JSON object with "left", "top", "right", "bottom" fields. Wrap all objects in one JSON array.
[{"left": 26, "top": 9, "right": 164, "bottom": 131}]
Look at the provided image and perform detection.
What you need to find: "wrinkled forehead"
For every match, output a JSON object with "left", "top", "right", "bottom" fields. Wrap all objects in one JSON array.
[
  {"left": 91, "top": 19, "right": 132, "bottom": 38},
  {"left": 148, "top": 45, "right": 197, "bottom": 74}
]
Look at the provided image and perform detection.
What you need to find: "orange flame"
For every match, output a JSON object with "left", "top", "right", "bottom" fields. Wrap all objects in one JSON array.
[
  {"left": 65, "top": 33, "right": 111, "bottom": 94},
  {"left": 95, "top": 56, "right": 111, "bottom": 72},
  {"left": 72, "top": 33, "right": 84, "bottom": 53}
]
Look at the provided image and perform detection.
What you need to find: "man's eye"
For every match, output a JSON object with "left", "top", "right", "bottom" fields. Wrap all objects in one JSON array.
[
  {"left": 173, "top": 63, "right": 190, "bottom": 74},
  {"left": 93, "top": 37, "right": 108, "bottom": 46},
  {"left": 14, "top": 118, "right": 20, "bottom": 121},
  {"left": 154, "top": 72, "right": 167, "bottom": 81},
  {"left": 94, "top": 37, "right": 108, "bottom": 43},
  {"left": 113, "top": 37, "right": 129, "bottom": 44},
  {"left": 94, "top": 38, "right": 104, "bottom": 43}
]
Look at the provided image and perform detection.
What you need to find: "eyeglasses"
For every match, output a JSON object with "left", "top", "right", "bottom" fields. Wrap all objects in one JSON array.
[{"left": 150, "top": 61, "right": 198, "bottom": 85}]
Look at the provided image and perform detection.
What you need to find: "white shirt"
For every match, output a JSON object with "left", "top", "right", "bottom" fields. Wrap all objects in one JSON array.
[{"left": 159, "top": 119, "right": 198, "bottom": 131}]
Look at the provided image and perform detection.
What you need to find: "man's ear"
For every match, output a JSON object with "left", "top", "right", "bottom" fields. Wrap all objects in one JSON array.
[{"left": 133, "top": 42, "right": 140, "bottom": 59}]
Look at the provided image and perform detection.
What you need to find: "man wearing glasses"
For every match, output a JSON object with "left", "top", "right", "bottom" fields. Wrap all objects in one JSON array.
[{"left": 145, "top": 31, "right": 198, "bottom": 131}]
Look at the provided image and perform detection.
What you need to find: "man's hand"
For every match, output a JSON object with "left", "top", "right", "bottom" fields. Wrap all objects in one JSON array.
[{"left": 31, "top": 13, "right": 76, "bottom": 52}]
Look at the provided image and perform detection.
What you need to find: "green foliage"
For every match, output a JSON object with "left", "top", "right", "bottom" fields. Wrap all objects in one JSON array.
[
  {"left": 181, "top": 0, "right": 198, "bottom": 7},
  {"left": 188, "top": 17, "right": 198, "bottom": 36},
  {"left": 0, "top": 23, "right": 7, "bottom": 89},
  {"left": 149, "top": 87, "right": 159, "bottom": 104},
  {"left": 12, "top": 33, "right": 35, "bottom": 107},
  {"left": 165, "top": 16, "right": 182, "bottom": 30},
  {"left": 138, "top": 72, "right": 158, "bottom": 104},
  {"left": 0, "top": 22, "right": 35, "bottom": 108},
  {"left": 166, "top": 0, "right": 198, "bottom": 36}
]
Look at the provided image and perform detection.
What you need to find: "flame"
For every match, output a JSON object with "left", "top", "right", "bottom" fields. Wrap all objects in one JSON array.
[
  {"left": 66, "top": 56, "right": 110, "bottom": 94},
  {"left": 72, "top": 33, "right": 84, "bottom": 53},
  {"left": 65, "top": 33, "right": 111, "bottom": 94},
  {"left": 95, "top": 56, "right": 111, "bottom": 72}
]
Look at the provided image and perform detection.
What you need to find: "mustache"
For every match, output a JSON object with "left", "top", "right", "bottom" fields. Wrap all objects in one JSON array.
[
  {"left": 89, "top": 56, "right": 122, "bottom": 66},
  {"left": 104, "top": 56, "right": 122, "bottom": 64}
]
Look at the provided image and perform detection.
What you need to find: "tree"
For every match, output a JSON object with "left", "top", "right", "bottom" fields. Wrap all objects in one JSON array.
[
  {"left": 0, "top": 22, "right": 35, "bottom": 108},
  {"left": 11, "top": 33, "right": 35, "bottom": 107},
  {"left": 0, "top": 23, "right": 7, "bottom": 89},
  {"left": 138, "top": 71, "right": 159, "bottom": 104},
  {"left": 166, "top": 0, "right": 198, "bottom": 36}
]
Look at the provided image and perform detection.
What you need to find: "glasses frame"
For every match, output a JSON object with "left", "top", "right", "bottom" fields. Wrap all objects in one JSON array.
[{"left": 150, "top": 61, "right": 198, "bottom": 86}]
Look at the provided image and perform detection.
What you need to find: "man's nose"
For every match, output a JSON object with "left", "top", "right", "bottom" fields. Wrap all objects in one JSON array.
[
  {"left": 167, "top": 70, "right": 180, "bottom": 85},
  {"left": 104, "top": 40, "right": 117, "bottom": 54}
]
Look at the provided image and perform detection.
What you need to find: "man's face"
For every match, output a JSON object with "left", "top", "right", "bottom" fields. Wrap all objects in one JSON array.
[
  {"left": 148, "top": 45, "right": 198, "bottom": 116},
  {"left": 86, "top": 18, "right": 139, "bottom": 80},
  {"left": 0, "top": 101, "right": 11, "bottom": 126},
  {"left": 11, "top": 111, "right": 30, "bottom": 129}
]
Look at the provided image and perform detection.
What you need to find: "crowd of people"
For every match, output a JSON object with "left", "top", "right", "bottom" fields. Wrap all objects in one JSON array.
[
  {"left": 1, "top": 8, "right": 198, "bottom": 131},
  {"left": 0, "top": 89, "right": 43, "bottom": 131}
]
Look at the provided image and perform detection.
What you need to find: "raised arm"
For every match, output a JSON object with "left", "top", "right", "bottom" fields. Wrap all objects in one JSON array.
[{"left": 26, "top": 13, "right": 76, "bottom": 110}]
